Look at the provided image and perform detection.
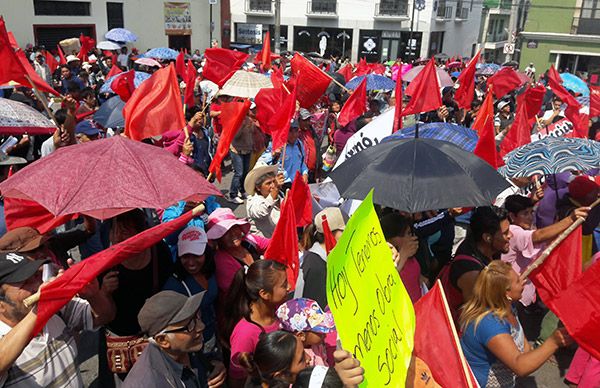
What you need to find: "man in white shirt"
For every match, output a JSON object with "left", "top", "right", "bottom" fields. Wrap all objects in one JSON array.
[
  {"left": 541, "top": 97, "right": 565, "bottom": 126},
  {"left": 524, "top": 62, "right": 536, "bottom": 80},
  {"left": 117, "top": 47, "right": 129, "bottom": 70}
]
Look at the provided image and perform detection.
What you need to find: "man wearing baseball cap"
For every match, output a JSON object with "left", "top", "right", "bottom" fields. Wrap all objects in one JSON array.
[
  {"left": 0, "top": 252, "right": 115, "bottom": 387},
  {"left": 123, "top": 291, "right": 226, "bottom": 388}
]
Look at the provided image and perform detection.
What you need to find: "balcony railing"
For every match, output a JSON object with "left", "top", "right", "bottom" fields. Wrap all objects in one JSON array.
[
  {"left": 375, "top": 1, "right": 409, "bottom": 16},
  {"left": 245, "top": 0, "right": 273, "bottom": 14},
  {"left": 486, "top": 32, "right": 508, "bottom": 42},
  {"left": 307, "top": 0, "right": 338, "bottom": 15},
  {"left": 436, "top": 5, "right": 453, "bottom": 19},
  {"left": 455, "top": 6, "right": 469, "bottom": 19}
]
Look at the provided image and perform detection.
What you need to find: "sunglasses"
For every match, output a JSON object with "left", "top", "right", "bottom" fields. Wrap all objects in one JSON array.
[{"left": 159, "top": 314, "right": 202, "bottom": 335}]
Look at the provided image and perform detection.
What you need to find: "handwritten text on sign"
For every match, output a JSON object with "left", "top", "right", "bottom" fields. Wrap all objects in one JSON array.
[{"left": 326, "top": 191, "right": 415, "bottom": 387}]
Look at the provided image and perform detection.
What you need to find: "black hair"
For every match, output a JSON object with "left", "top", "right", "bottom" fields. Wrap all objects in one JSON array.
[
  {"left": 471, "top": 99, "right": 482, "bottom": 109},
  {"left": 80, "top": 87, "right": 95, "bottom": 101},
  {"left": 293, "top": 367, "right": 343, "bottom": 388},
  {"left": 54, "top": 109, "right": 68, "bottom": 126},
  {"left": 185, "top": 105, "right": 201, "bottom": 121},
  {"left": 111, "top": 208, "right": 147, "bottom": 234},
  {"left": 66, "top": 81, "right": 81, "bottom": 93},
  {"left": 173, "top": 245, "right": 216, "bottom": 279},
  {"left": 239, "top": 331, "right": 301, "bottom": 388},
  {"left": 380, "top": 213, "right": 412, "bottom": 240},
  {"left": 59, "top": 64, "right": 70, "bottom": 72},
  {"left": 300, "top": 223, "right": 324, "bottom": 250},
  {"left": 469, "top": 206, "right": 508, "bottom": 243},
  {"left": 504, "top": 195, "right": 534, "bottom": 215},
  {"left": 255, "top": 172, "right": 276, "bottom": 192}
]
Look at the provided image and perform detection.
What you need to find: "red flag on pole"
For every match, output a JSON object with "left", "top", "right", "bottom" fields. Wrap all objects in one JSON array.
[
  {"left": 4, "top": 198, "right": 77, "bottom": 235},
  {"left": 337, "top": 77, "right": 367, "bottom": 127},
  {"left": 111, "top": 70, "right": 136, "bottom": 102},
  {"left": 255, "top": 87, "right": 283, "bottom": 134},
  {"left": 56, "top": 44, "right": 66, "bottom": 65},
  {"left": 271, "top": 65, "right": 284, "bottom": 89},
  {"left": 288, "top": 171, "right": 313, "bottom": 227},
  {"left": 290, "top": 54, "right": 332, "bottom": 108},
  {"left": 264, "top": 196, "right": 299, "bottom": 289},
  {"left": 202, "top": 48, "right": 249, "bottom": 87},
  {"left": 123, "top": 64, "right": 186, "bottom": 141},
  {"left": 393, "top": 69, "right": 403, "bottom": 132},
  {"left": 547, "top": 65, "right": 588, "bottom": 138},
  {"left": 487, "top": 67, "right": 524, "bottom": 98},
  {"left": 337, "top": 64, "right": 354, "bottom": 82},
  {"left": 474, "top": 115, "right": 499, "bottom": 169},
  {"left": 44, "top": 50, "right": 59, "bottom": 72},
  {"left": 106, "top": 64, "right": 123, "bottom": 79},
  {"left": 175, "top": 50, "right": 186, "bottom": 78},
  {"left": 516, "top": 84, "right": 546, "bottom": 125},
  {"left": 472, "top": 87, "right": 494, "bottom": 133},
  {"left": 208, "top": 99, "right": 251, "bottom": 181},
  {"left": 260, "top": 31, "right": 272, "bottom": 71},
  {"left": 32, "top": 211, "right": 195, "bottom": 336},
  {"left": 500, "top": 103, "right": 531, "bottom": 156},
  {"left": 321, "top": 214, "right": 337, "bottom": 254},
  {"left": 402, "top": 59, "right": 442, "bottom": 116},
  {"left": 413, "top": 281, "right": 477, "bottom": 388},
  {"left": 268, "top": 87, "right": 297, "bottom": 151},
  {"left": 455, "top": 50, "right": 481, "bottom": 109},
  {"left": 354, "top": 57, "right": 369, "bottom": 77},
  {"left": 590, "top": 86, "right": 600, "bottom": 117},
  {"left": 184, "top": 59, "right": 197, "bottom": 107},
  {"left": 77, "top": 34, "right": 95, "bottom": 62}
]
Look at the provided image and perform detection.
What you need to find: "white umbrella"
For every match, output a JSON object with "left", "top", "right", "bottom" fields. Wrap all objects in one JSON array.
[
  {"left": 134, "top": 57, "right": 161, "bottom": 67},
  {"left": 0, "top": 98, "right": 56, "bottom": 135},
  {"left": 403, "top": 65, "right": 454, "bottom": 88},
  {"left": 220, "top": 71, "right": 273, "bottom": 98},
  {"left": 97, "top": 40, "right": 123, "bottom": 50}
]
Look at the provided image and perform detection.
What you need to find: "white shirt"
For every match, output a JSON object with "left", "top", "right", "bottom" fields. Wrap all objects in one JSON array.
[
  {"left": 117, "top": 53, "right": 129, "bottom": 68},
  {"left": 541, "top": 109, "right": 565, "bottom": 122},
  {"left": 41, "top": 136, "right": 56, "bottom": 158}
]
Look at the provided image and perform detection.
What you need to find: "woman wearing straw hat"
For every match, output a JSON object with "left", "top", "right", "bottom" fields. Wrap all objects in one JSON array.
[{"left": 244, "top": 164, "right": 285, "bottom": 238}]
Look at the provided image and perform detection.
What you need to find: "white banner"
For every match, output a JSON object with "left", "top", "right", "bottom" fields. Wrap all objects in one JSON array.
[{"left": 531, "top": 118, "right": 573, "bottom": 142}]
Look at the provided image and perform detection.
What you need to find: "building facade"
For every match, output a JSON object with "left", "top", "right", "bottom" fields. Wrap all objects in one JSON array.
[
  {"left": 1, "top": 0, "right": 221, "bottom": 53},
  {"left": 230, "top": 0, "right": 483, "bottom": 62},
  {"left": 519, "top": 0, "right": 600, "bottom": 76}
]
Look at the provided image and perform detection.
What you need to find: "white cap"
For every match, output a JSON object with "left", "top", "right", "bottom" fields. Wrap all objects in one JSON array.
[
  {"left": 66, "top": 55, "right": 79, "bottom": 63},
  {"left": 177, "top": 226, "right": 208, "bottom": 256}
]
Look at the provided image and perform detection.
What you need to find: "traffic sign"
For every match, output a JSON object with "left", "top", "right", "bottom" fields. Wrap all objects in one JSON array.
[{"left": 503, "top": 43, "right": 515, "bottom": 54}]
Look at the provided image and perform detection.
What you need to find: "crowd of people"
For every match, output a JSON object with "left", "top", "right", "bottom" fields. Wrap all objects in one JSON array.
[{"left": 0, "top": 36, "right": 598, "bottom": 388}]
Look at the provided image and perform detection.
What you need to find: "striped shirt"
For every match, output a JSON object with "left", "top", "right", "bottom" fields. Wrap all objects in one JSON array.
[{"left": 0, "top": 298, "right": 96, "bottom": 387}]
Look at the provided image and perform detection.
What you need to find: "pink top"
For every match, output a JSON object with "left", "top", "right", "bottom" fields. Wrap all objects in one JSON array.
[
  {"left": 229, "top": 318, "right": 281, "bottom": 379},
  {"left": 501, "top": 224, "right": 543, "bottom": 306},
  {"left": 214, "top": 234, "right": 270, "bottom": 296},
  {"left": 305, "top": 344, "right": 328, "bottom": 367},
  {"left": 400, "top": 257, "right": 422, "bottom": 303}
]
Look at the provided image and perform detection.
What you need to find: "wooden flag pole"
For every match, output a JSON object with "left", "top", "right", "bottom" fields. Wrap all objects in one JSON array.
[
  {"left": 520, "top": 196, "right": 600, "bottom": 280},
  {"left": 24, "top": 75, "right": 61, "bottom": 128}
]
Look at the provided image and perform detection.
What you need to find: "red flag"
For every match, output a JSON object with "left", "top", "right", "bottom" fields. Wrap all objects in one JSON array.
[
  {"left": 123, "top": 64, "right": 186, "bottom": 141},
  {"left": 260, "top": 31, "right": 271, "bottom": 71},
  {"left": 472, "top": 87, "right": 494, "bottom": 133},
  {"left": 402, "top": 59, "right": 442, "bottom": 116},
  {"left": 590, "top": 86, "right": 600, "bottom": 117},
  {"left": 413, "top": 281, "right": 478, "bottom": 387},
  {"left": 4, "top": 198, "right": 77, "bottom": 235},
  {"left": 528, "top": 227, "right": 600, "bottom": 359},
  {"left": 393, "top": 69, "right": 403, "bottom": 132},
  {"left": 271, "top": 65, "right": 284, "bottom": 89},
  {"left": 487, "top": 67, "right": 524, "bottom": 98},
  {"left": 290, "top": 54, "right": 332, "bottom": 108},
  {"left": 321, "top": 214, "right": 337, "bottom": 254},
  {"left": 202, "top": 48, "right": 249, "bottom": 87},
  {"left": 288, "top": 171, "right": 313, "bottom": 227},
  {"left": 268, "top": 87, "right": 297, "bottom": 151},
  {"left": 264, "top": 196, "right": 299, "bottom": 289},
  {"left": 175, "top": 50, "right": 186, "bottom": 78},
  {"left": 111, "top": 70, "right": 136, "bottom": 102},
  {"left": 337, "top": 77, "right": 367, "bottom": 127},
  {"left": 455, "top": 50, "right": 481, "bottom": 109},
  {"left": 337, "top": 64, "right": 354, "bottom": 82},
  {"left": 516, "top": 84, "right": 546, "bottom": 125},
  {"left": 547, "top": 65, "right": 588, "bottom": 138},
  {"left": 106, "top": 64, "right": 123, "bottom": 79},
  {"left": 44, "top": 50, "right": 59, "bottom": 72},
  {"left": 208, "top": 100, "right": 251, "bottom": 181},
  {"left": 474, "top": 115, "right": 499, "bottom": 169},
  {"left": 77, "top": 34, "right": 95, "bottom": 62},
  {"left": 56, "top": 44, "right": 66, "bottom": 65},
  {"left": 500, "top": 103, "right": 531, "bottom": 156},
  {"left": 367, "top": 63, "right": 386, "bottom": 75},
  {"left": 354, "top": 58, "right": 369, "bottom": 77},
  {"left": 33, "top": 210, "right": 194, "bottom": 336},
  {"left": 184, "top": 59, "right": 197, "bottom": 107},
  {"left": 255, "top": 87, "right": 284, "bottom": 134}
]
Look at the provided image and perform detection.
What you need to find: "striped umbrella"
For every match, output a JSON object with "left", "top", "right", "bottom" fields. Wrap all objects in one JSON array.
[
  {"left": 220, "top": 71, "right": 273, "bottom": 98},
  {"left": 99, "top": 71, "right": 152, "bottom": 94},
  {"left": 383, "top": 123, "right": 478, "bottom": 151},
  {"left": 499, "top": 137, "right": 600, "bottom": 177}
]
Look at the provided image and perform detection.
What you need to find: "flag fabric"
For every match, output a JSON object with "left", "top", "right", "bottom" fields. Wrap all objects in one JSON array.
[
  {"left": 321, "top": 214, "right": 337, "bottom": 254},
  {"left": 500, "top": 103, "right": 531, "bottom": 156},
  {"left": 547, "top": 65, "right": 588, "bottom": 138},
  {"left": 106, "top": 64, "right": 122, "bottom": 79},
  {"left": 33, "top": 210, "right": 194, "bottom": 336},
  {"left": 288, "top": 171, "right": 313, "bottom": 227},
  {"left": 175, "top": 51, "right": 186, "bottom": 78},
  {"left": 487, "top": 67, "right": 524, "bottom": 98},
  {"left": 202, "top": 48, "right": 249, "bottom": 87},
  {"left": 15, "top": 49, "right": 59, "bottom": 95},
  {"left": 260, "top": 31, "right": 271, "bottom": 71},
  {"left": 57, "top": 44, "right": 66, "bottom": 65},
  {"left": 111, "top": 70, "right": 136, "bottom": 102},
  {"left": 472, "top": 87, "right": 494, "bottom": 133},
  {"left": 208, "top": 99, "right": 251, "bottom": 181},
  {"left": 413, "top": 281, "right": 477, "bottom": 388},
  {"left": 393, "top": 69, "right": 403, "bottom": 132},
  {"left": 337, "top": 77, "right": 367, "bottom": 127},
  {"left": 402, "top": 59, "right": 442, "bottom": 116},
  {"left": 123, "top": 64, "right": 186, "bottom": 141},
  {"left": 44, "top": 50, "right": 59, "bottom": 72},
  {"left": 77, "top": 34, "right": 95, "bottom": 62},
  {"left": 268, "top": 86, "right": 296, "bottom": 151},
  {"left": 474, "top": 115, "right": 499, "bottom": 169},
  {"left": 184, "top": 59, "right": 197, "bottom": 107},
  {"left": 354, "top": 57, "right": 369, "bottom": 77},
  {"left": 337, "top": 64, "right": 354, "bottom": 82},
  {"left": 516, "top": 84, "right": 546, "bottom": 125},
  {"left": 255, "top": 87, "right": 284, "bottom": 135},
  {"left": 271, "top": 65, "right": 284, "bottom": 89},
  {"left": 264, "top": 195, "right": 299, "bottom": 289},
  {"left": 368, "top": 63, "right": 386, "bottom": 75},
  {"left": 590, "top": 86, "right": 600, "bottom": 117},
  {"left": 290, "top": 54, "right": 332, "bottom": 108},
  {"left": 4, "top": 197, "right": 77, "bottom": 235},
  {"left": 455, "top": 50, "right": 480, "bottom": 109}
]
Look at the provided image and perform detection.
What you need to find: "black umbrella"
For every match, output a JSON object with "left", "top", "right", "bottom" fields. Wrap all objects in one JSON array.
[
  {"left": 93, "top": 96, "right": 125, "bottom": 129},
  {"left": 329, "top": 138, "right": 510, "bottom": 213}
]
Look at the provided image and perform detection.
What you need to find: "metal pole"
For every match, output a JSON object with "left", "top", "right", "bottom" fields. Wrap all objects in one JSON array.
[
  {"left": 209, "top": 4, "right": 213, "bottom": 46},
  {"left": 408, "top": 1, "right": 416, "bottom": 61},
  {"left": 274, "top": 0, "right": 281, "bottom": 54}
]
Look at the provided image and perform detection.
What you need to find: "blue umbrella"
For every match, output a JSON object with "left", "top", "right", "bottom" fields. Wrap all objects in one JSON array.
[
  {"left": 476, "top": 63, "right": 500, "bottom": 75},
  {"left": 345, "top": 74, "right": 396, "bottom": 91},
  {"left": 383, "top": 123, "right": 478, "bottom": 151},
  {"left": 94, "top": 96, "right": 125, "bottom": 128},
  {"left": 143, "top": 47, "right": 179, "bottom": 60},
  {"left": 560, "top": 73, "right": 589, "bottom": 97},
  {"left": 99, "top": 71, "right": 151, "bottom": 94},
  {"left": 499, "top": 137, "right": 600, "bottom": 177},
  {"left": 105, "top": 28, "right": 138, "bottom": 43},
  {"left": 577, "top": 96, "right": 589, "bottom": 107},
  {"left": 450, "top": 71, "right": 461, "bottom": 78}
]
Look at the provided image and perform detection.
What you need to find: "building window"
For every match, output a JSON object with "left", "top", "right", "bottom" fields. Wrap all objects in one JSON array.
[
  {"left": 107, "top": 2, "right": 124, "bottom": 30},
  {"left": 581, "top": 0, "right": 600, "bottom": 18},
  {"left": 33, "top": 0, "right": 91, "bottom": 16}
]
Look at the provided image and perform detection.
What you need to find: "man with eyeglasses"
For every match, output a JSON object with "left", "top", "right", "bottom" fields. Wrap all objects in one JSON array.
[{"left": 124, "top": 290, "right": 226, "bottom": 388}]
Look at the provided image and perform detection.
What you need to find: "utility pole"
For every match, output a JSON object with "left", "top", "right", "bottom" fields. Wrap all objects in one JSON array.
[
  {"left": 274, "top": 0, "right": 281, "bottom": 53},
  {"left": 408, "top": 3, "right": 416, "bottom": 61},
  {"left": 209, "top": 3, "right": 213, "bottom": 45}
]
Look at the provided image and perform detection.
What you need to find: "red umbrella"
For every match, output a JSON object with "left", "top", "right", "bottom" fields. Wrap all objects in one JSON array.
[{"left": 0, "top": 135, "right": 221, "bottom": 219}]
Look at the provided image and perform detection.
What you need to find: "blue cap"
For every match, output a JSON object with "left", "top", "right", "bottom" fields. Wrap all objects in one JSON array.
[{"left": 75, "top": 120, "right": 100, "bottom": 136}]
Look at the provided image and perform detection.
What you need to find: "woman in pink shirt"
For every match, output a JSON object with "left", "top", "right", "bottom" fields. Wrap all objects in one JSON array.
[{"left": 224, "top": 260, "right": 289, "bottom": 387}]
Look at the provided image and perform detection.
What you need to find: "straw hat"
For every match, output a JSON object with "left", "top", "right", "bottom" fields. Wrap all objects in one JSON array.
[{"left": 244, "top": 164, "right": 278, "bottom": 195}]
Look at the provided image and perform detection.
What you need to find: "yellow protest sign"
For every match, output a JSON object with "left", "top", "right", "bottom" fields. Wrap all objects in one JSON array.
[{"left": 326, "top": 190, "right": 416, "bottom": 387}]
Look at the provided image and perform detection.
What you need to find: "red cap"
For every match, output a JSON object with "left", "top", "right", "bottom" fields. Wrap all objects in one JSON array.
[{"left": 568, "top": 176, "right": 599, "bottom": 205}]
